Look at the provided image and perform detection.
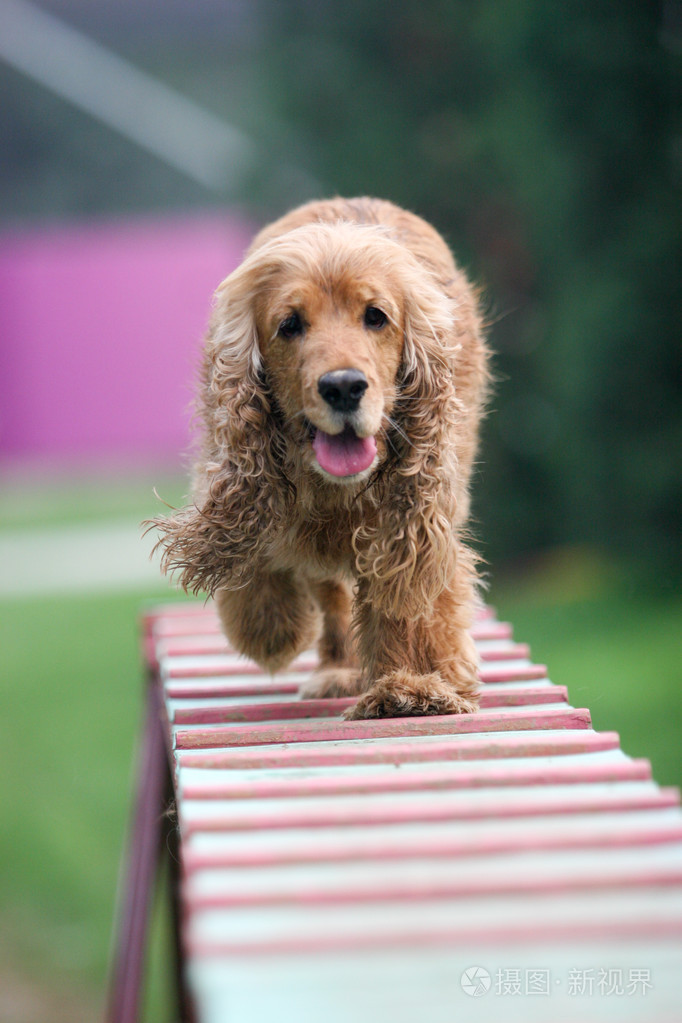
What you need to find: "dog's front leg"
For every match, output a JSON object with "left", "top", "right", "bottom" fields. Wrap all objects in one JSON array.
[
  {"left": 215, "top": 569, "right": 321, "bottom": 675},
  {"left": 344, "top": 581, "right": 480, "bottom": 719}
]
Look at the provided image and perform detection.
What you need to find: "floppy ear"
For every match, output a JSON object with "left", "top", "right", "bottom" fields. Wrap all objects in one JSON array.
[
  {"left": 353, "top": 283, "right": 466, "bottom": 619},
  {"left": 150, "top": 258, "right": 290, "bottom": 596}
]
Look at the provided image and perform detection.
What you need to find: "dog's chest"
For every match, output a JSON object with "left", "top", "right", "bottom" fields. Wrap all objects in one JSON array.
[{"left": 277, "top": 511, "right": 357, "bottom": 576}]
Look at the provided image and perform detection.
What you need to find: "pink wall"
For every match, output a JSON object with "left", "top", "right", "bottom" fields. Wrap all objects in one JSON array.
[{"left": 0, "top": 211, "right": 254, "bottom": 466}]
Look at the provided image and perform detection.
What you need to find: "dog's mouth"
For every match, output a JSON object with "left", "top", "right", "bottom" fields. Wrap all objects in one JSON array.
[{"left": 309, "top": 424, "right": 378, "bottom": 478}]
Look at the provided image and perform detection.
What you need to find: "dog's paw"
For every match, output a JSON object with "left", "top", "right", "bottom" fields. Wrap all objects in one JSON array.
[
  {"left": 299, "top": 667, "right": 366, "bottom": 700},
  {"left": 342, "top": 669, "right": 479, "bottom": 720}
]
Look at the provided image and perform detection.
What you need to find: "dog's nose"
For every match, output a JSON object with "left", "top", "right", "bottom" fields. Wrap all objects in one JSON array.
[{"left": 318, "top": 369, "right": 368, "bottom": 412}]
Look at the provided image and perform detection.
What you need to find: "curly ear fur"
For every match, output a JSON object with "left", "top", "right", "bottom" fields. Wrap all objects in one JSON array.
[
  {"left": 352, "top": 278, "right": 472, "bottom": 619},
  {"left": 150, "top": 259, "right": 291, "bottom": 595}
]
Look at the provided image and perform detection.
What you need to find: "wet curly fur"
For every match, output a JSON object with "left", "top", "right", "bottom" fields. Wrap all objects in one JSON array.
[{"left": 151, "top": 197, "right": 490, "bottom": 718}]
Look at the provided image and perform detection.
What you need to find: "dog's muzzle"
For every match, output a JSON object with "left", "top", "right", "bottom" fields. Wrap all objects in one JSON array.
[{"left": 310, "top": 369, "right": 377, "bottom": 478}]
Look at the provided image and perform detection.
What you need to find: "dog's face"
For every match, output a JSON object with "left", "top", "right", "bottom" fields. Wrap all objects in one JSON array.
[
  {"left": 210, "top": 220, "right": 456, "bottom": 486},
  {"left": 257, "top": 256, "right": 405, "bottom": 482}
]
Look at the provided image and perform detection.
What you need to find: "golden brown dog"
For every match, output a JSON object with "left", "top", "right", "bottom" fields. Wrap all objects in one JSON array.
[{"left": 153, "top": 197, "right": 490, "bottom": 718}]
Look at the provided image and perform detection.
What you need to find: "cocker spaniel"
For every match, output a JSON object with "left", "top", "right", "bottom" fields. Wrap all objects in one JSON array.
[{"left": 153, "top": 197, "right": 490, "bottom": 719}]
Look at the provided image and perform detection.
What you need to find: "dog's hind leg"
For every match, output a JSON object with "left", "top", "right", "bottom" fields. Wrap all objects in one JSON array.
[
  {"left": 312, "top": 579, "right": 357, "bottom": 668},
  {"left": 298, "top": 579, "right": 365, "bottom": 699},
  {"left": 215, "top": 569, "right": 321, "bottom": 675}
]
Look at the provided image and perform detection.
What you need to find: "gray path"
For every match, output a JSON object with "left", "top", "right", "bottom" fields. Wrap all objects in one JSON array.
[{"left": 0, "top": 520, "right": 170, "bottom": 597}]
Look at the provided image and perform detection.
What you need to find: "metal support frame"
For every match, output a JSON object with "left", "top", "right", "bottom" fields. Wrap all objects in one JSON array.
[{"left": 105, "top": 675, "right": 193, "bottom": 1023}]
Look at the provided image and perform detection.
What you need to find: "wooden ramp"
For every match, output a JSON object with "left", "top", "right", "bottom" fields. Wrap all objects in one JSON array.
[{"left": 108, "top": 602, "right": 682, "bottom": 1023}]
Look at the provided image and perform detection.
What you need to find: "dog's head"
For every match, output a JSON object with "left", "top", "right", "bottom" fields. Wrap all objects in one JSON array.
[{"left": 205, "top": 220, "right": 457, "bottom": 485}]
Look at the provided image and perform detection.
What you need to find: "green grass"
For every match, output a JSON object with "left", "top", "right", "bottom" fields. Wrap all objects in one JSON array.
[
  {"left": 0, "top": 588, "right": 183, "bottom": 1020},
  {"left": 0, "top": 469, "right": 187, "bottom": 1019},
  {"left": 490, "top": 549, "right": 682, "bottom": 788},
  {"left": 1, "top": 478, "right": 680, "bottom": 1019}
]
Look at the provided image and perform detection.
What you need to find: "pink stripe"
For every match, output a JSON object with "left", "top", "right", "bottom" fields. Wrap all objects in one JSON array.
[
  {"left": 174, "top": 706, "right": 591, "bottom": 751},
  {"left": 471, "top": 622, "right": 513, "bottom": 641},
  {"left": 479, "top": 643, "right": 531, "bottom": 661},
  {"left": 480, "top": 664, "right": 547, "bottom": 682},
  {"left": 156, "top": 618, "right": 219, "bottom": 636},
  {"left": 187, "top": 918, "right": 682, "bottom": 958},
  {"left": 184, "top": 823, "right": 682, "bottom": 871},
  {"left": 163, "top": 660, "right": 547, "bottom": 682},
  {"left": 180, "top": 758, "right": 653, "bottom": 801},
  {"left": 165, "top": 656, "right": 318, "bottom": 678},
  {"left": 168, "top": 659, "right": 269, "bottom": 677},
  {"left": 173, "top": 685, "right": 569, "bottom": 725},
  {"left": 167, "top": 679, "right": 301, "bottom": 699},
  {"left": 181, "top": 788, "right": 680, "bottom": 835},
  {"left": 175, "top": 696, "right": 354, "bottom": 725},
  {"left": 162, "top": 636, "right": 240, "bottom": 655},
  {"left": 165, "top": 665, "right": 547, "bottom": 696},
  {"left": 178, "top": 729, "right": 621, "bottom": 770},
  {"left": 148, "top": 605, "right": 212, "bottom": 627},
  {"left": 160, "top": 637, "right": 532, "bottom": 659},
  {"left": 186, "top": 867, "right": 682, "bottom": 910}
]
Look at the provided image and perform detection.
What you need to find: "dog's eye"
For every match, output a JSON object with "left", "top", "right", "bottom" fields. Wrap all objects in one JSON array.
[
  {"left": 364, "top": 306, "right": 388, "bottom": 330},
  {"left": 277, "top": 312, "right": 304, "bottom": 340}
]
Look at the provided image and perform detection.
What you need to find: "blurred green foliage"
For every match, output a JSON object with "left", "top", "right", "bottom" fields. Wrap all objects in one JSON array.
[
  {"left": 256, "top": 1, "right": 682, "bottom": 575},
  {"left": 1, "top": 1, "right": 680, "bottom": 574}
]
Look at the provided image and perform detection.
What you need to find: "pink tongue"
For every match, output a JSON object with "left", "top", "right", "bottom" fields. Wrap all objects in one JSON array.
[{"left": 313, "top": 427, "right": 377, "bottom": 477}]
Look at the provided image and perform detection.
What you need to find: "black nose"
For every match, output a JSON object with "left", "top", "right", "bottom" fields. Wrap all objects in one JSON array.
[{"left": 318, "top": 369, "right": 368, "bottom": 412}]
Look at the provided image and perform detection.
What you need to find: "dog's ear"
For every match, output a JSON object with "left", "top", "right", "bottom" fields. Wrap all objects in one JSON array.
[
  {"left": 200, "top": 259, "right": 277, "bottom": 465},
  {"left": 150, "top": 259, "right": 290, "bottom": 596},
  {"left": 354, "top": 281, "right": 468, "bottom": 619}
]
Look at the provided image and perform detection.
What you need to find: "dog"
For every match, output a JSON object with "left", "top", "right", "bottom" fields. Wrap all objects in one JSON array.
[{"left": 152, "top": 197, "right": 490, "bottom": 719}]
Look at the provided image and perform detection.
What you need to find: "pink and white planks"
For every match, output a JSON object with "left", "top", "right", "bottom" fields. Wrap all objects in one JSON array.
[{"left": 148, "top": 602, "right": 682, "bottom": 1023}]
